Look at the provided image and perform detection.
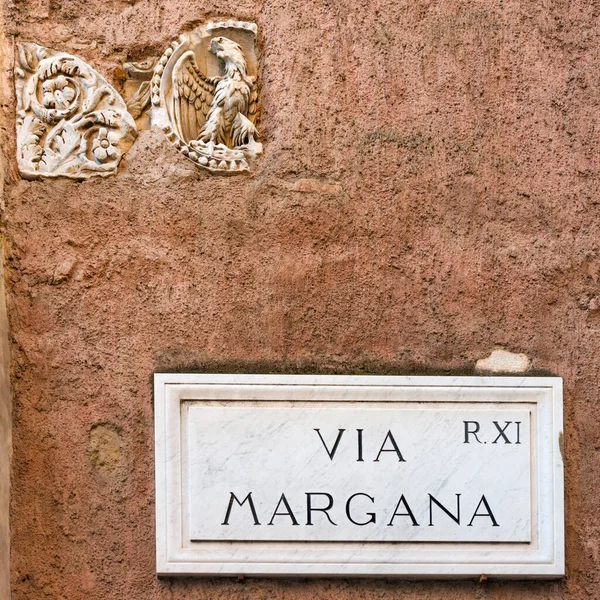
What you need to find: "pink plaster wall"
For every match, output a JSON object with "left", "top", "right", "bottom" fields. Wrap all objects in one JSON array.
[{"left": 3, "top": 0, "right": 600, "bottom": 598}]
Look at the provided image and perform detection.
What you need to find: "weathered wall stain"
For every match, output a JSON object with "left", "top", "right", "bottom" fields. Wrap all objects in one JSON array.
[{"left": 88, "top": 424, "right": 124, "bottom": 477}]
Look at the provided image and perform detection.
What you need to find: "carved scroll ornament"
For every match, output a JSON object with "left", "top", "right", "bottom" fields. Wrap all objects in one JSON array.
[
  {"left": 152, "top": 21, "right": 262, "bottom": 174},
  {"left": 15, "top": 43, "right": 136, "bottom": 179},
  {"left": 123, "top": 57, "right": 158, "bottom": 124}
]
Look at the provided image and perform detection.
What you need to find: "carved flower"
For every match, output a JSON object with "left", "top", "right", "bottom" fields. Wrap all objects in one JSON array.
[
  {"left": 91, "top": 128, "right": 119, "bottom": 163},
  {"left": 42, "top": 75, "right": 76, "bottom": 110}
]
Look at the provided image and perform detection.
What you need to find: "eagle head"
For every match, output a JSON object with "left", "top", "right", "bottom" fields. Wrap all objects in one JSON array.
[{"left": 209, "top": 36, "right": 247, "bottom": 75}]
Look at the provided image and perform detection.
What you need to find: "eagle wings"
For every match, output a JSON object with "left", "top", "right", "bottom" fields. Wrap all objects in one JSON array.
[{"left": 170, "top": 42, "right": 259, "bottom": 148}]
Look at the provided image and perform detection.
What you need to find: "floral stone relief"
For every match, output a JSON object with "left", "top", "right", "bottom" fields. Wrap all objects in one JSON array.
[
  {"left": 152, "top": 20, "right": 262, "bottom": 174},
  {"left": 15, "top": 43, "right": 136, "bottom": 179}
]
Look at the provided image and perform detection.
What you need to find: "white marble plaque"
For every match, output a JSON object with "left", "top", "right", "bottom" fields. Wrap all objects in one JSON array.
[{"left": 155, "top": 375, "right": 564, "bottom": 578}]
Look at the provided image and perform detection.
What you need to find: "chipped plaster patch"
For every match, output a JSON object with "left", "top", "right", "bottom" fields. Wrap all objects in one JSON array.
[{"left": 475, "top": 349, "right": 531, "bottom": 374}]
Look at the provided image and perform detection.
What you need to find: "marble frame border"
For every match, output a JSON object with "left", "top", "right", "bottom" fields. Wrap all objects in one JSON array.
[{"left": 154, "top": 374, "right": 564, "bottom": 579}]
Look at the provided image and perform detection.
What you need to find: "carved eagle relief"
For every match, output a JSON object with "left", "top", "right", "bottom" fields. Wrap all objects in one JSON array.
[
  {"left": 152, "top": 21, "right": 261, "bottom": 173},
  {"left": 171, "top": 36, "right": 259, "bottom": 150}
]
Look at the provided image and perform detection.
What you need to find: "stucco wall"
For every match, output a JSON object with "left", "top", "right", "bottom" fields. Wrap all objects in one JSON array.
[
  {"left": 0, "top": 14, "right": 12, "bottom": 598},
  {"left": 4, "top": 0, "right": 600, "bottom": 598},
  {"left": 0, "top": 240, "right": 11, "bottom": 600}
]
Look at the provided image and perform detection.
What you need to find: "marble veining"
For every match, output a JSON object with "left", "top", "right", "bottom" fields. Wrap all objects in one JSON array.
[{"left": 154, "top": 375, "right": 564, "bottom": 578}]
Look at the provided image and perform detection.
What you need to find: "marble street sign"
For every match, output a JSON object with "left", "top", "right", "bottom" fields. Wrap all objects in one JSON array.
[{"left": 154, "top": 374, "right": 563, "bottom": 578}]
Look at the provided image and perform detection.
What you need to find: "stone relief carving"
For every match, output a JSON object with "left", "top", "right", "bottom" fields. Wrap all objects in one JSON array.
[
  {"left": 152, "top": 20, "right": 261, "bottom": 174},
  {"left": 15, "top": 43, "right": 136, "bottom": 179},
  {"left": 122, "top": 57, "right": 158, "bottom": 128}
]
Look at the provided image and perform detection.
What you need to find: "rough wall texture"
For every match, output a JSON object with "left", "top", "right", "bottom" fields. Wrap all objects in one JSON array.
[
  {"left": 1, "top": 255, "right": 12, "bottom": 597},
  {"left": 3, "top": 0, "right": 600, "bottom": 598},
  {"left": 0, "top": 12, "right": 12, "bottom": 597}
]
